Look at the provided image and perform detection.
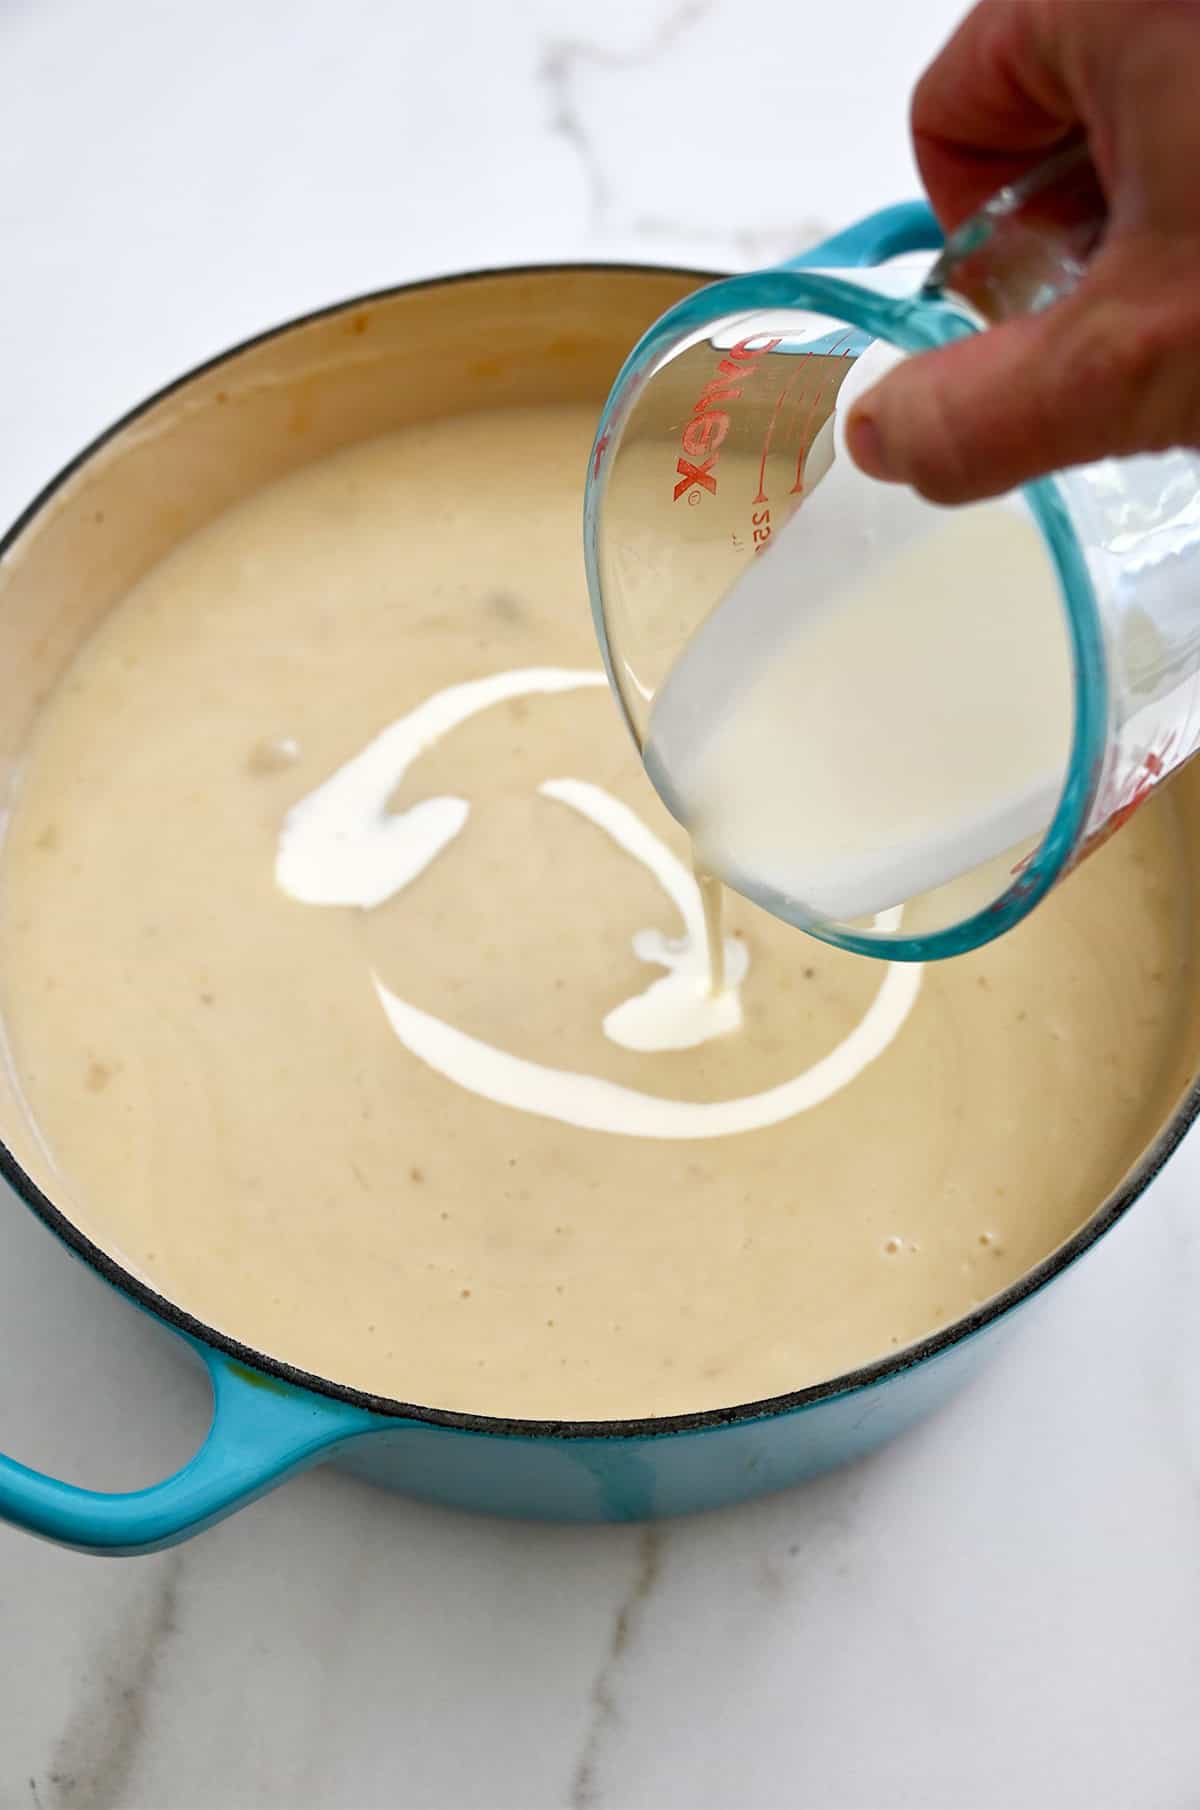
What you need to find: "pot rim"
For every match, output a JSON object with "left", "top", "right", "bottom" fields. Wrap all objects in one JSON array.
[{"left": 2, "top": 260, "right": 1196, "bottom": 1442}]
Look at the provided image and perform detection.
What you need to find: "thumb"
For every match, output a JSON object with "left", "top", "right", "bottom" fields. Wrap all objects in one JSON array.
[{"left": 844, "top": 236, "right": 1200, "bottom": 503}]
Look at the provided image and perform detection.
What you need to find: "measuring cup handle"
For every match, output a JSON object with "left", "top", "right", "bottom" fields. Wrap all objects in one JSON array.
[
  {"left": 780, "top": 202, "right": 943, "bottom": 273},
  {"left": 925, "top": 143, "right": 1107, "bottom": 323},
  {"left": 0, "top": 1339, "right": 379, "bottom": 1555}
]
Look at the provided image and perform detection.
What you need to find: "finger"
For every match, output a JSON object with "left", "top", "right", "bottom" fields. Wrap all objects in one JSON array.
[
  {"left": 912, "top": 0, "right": 1200, "bottom": 232},
  {"left": 845, "top": 241, "right": 1200, "bottom": 503},
  {"left": 1085, "top": 2, "right": 1200, "bottom": 235},
  {"left": 910, "top": 0, "right": 1084, "bottom": 228}
]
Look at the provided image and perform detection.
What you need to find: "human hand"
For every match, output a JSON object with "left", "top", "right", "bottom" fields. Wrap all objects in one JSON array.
[{"left": 845, "top": 0, "right": 1200, "bottom": 502}]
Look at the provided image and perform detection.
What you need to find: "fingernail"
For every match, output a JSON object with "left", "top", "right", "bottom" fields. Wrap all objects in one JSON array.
[{"left": 845, "top": 408, "right": 893, "bottom": 481}]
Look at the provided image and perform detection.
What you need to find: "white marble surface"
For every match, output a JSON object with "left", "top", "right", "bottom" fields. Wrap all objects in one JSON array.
[{"left": 1, "top": 2, "right": 1200, "bottom": 1806}]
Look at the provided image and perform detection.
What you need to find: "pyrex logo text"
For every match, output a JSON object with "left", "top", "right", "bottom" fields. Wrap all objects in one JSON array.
[{"left": 673, "top": 335, "right": 781, "bottom": 502}]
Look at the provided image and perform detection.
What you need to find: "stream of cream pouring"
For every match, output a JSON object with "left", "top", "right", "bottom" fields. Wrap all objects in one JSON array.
[{"left": 275, "top": 668, "right": 923, "bottom": 1139}]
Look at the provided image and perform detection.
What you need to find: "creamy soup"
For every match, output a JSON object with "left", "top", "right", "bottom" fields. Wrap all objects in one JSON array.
[{"left": 0, "top": 405, "right": 1190, "bottom": 1418}]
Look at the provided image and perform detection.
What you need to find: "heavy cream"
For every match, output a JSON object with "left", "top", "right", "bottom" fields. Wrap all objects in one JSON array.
[
  {"left": 0, "top": 405, "right": 1185, "bottom": 1419},
  {"left": 277, "top": 667, "right": 921, "bottom": 1136},
  {"left": 645, "top": 342, "right": 1075, "bottom": 926}
]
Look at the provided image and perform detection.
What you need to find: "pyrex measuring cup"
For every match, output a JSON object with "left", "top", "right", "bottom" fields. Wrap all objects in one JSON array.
[{"left": 585, "top": 148, "right": 1200, "bottom": 961}]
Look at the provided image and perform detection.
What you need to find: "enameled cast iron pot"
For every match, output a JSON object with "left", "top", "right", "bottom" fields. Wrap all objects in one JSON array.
[{"left": 1, "top": 244, "right": 1198, "bottom": 1555}]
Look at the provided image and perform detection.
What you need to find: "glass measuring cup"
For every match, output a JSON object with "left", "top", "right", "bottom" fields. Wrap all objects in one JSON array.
[{"left": 585, "top": 148, "right": 1200, "bottom": 961}]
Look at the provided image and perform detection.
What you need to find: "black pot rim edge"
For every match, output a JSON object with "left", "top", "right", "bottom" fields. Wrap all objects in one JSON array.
[{"left": 1, "top": 258, "right": 1196, "bottom": 1444}]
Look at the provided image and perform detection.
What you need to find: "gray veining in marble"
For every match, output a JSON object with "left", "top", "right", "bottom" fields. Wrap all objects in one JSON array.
[
  {"left": 39, "top": 1553, "right": 183, "bottom": 1810},
  {"left": 536, "top": 0, "right": 830, "bottom": 267},
  {"left": 538, "top": 1, "right": 713, "bottom": 234},
  {"left": 570, "top": 1528, "right": 662, "bottom": 1810}
]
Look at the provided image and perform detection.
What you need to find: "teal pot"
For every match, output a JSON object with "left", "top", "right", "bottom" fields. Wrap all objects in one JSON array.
[{"left": 0, "top": 257, "right": 1197, "bottom": 1555}]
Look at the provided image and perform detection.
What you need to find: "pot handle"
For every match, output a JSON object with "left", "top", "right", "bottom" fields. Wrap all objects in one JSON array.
[
  {"left": 0, "top": 1338, "right": 379, "bottom": 1555},
  {"left": 780, "top": 200, "right": 943, "bottom": 272}
]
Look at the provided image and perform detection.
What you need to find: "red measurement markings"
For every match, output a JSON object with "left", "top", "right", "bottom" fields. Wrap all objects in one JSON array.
[
  {"left": 753, "top": 377, "right": 799, "bottom": 506},
  {"left": 789, "top": 331, "right": 855, "bottom": 496},
  {"left": 748, "top": 372, "right": 804, "bottom": 556},
  {"left": 1078, "top": 742, "right": 1173, "bottom": 863},
  {"left": 592, "top": 430, "right": 610, "bottom": 481},
  {"left": 748, "top": 336, "right": 856, "bottom": 556},
  {"left": 1010, "top": 738, "right": 1176, "bottom": 880}
]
